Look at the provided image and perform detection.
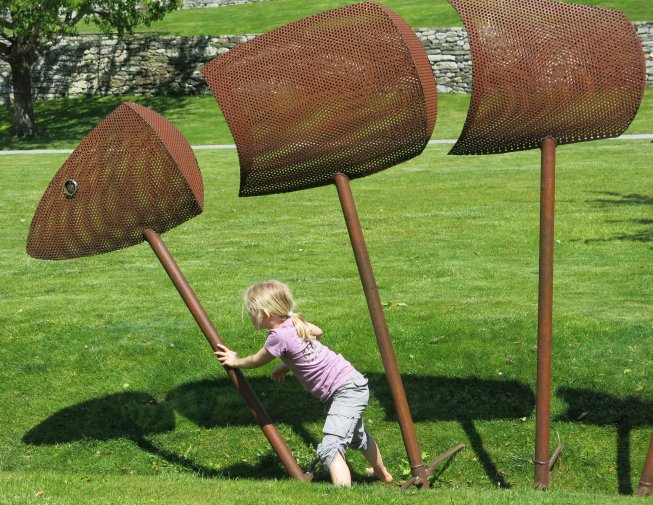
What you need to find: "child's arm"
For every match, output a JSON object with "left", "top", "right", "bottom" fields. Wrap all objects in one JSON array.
[
  {"left": 270, "top": 363, "right": 290, "bottom": 382},
  {"left": 308, "top": 322, "right": 323, "bottom": 340},
  {"left": 215, "top": 343, "right": 275, "bottom": 369}
]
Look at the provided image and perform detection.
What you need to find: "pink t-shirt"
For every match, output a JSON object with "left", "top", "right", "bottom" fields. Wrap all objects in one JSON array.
[{"left": 265, "top": 318, "right": 355, "bottom": 401}]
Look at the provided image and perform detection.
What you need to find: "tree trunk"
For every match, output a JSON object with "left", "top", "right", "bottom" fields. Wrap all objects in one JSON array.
[{"left": 10, "top": 52, "right": 36, "bottom": 138}]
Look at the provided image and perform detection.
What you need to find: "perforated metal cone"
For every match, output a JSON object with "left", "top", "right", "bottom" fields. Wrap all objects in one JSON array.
[
  {"left": 448, "top": 0, "right": 646, "bottom": 155},
  {"left": 27, "top": 102, "right": 204, "bottom": 260},
  {"left": 202, "top": 2, "right": 436, "bottom": 197}
]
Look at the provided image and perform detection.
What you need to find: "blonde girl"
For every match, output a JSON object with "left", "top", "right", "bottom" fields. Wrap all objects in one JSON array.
[{"left": 216, "top": 280, "right": 392, "bottom": 487}]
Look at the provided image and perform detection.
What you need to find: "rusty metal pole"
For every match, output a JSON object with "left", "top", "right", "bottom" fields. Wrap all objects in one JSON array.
[
  {"left": 143, "top": 228, "right": 307, "bottom": 482},
  {"left": 444, "top": 0, "right": 645, "bottom": 490},
  {"left": 534, "top": 137, "right": 563, "bottom": 489},
  {"left": 637, "top": 434, "right": 653, "bottom": 496},
  {"left": 334, "top": 173, "right": 429, "bottom": 488}
]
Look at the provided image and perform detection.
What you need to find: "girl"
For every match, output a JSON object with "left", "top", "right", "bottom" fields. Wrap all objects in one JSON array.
[{"left": 215, "top": 280, "right": 393, "bottom": 487}]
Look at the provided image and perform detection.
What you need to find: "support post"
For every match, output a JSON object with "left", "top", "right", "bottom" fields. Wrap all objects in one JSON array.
[
  {"left": 334, "top": 173, "right": 430, "bottom": 487},
  {"left": 143, "top": 228, "right": 307, "bottom": 481},
  {"left": 637, "top": 434, "right": 653, "bottom": 496},
  {"left": 534, "top": 137, "right": 563, "bottom": 489}
]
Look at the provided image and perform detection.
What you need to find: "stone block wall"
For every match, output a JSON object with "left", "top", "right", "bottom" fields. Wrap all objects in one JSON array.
[
  {"left": 181, "top": 0, "right": 268, "bottom": 8},
  {"left": 638, "top": 23, "right": 653, "bottom": 84},
  {"left": 0, "top": 28, "right": 473, "bottom": 103},
  {"left": 2, "top": 34, "right": 257, "bottom": 102},
  {"left": 0, "top": 24, "right": 651, "bottom": 104},
  {"left": 420, "top": 28, "right": 471, "bottom": 93}
]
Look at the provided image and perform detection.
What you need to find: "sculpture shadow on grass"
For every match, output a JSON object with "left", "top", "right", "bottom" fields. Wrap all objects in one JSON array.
[
  {"left": 22, "top": 383, "right": 324, "bottom": 480},
  {"left": 556, "top": 387, "right": 653, "bottom": 495},
  {"left": 585, "top": 192, "right": 653, "bottom": 245},
  {"left": 23, "top": 374, "right": 535, "bottom": 484},
  {"left": 22, "top": 391, "right": 225, "bottom": 478},
  {"left": 370, "top": 374, "right": 535, "bottom": 489},
  {"left": 166, "top": 376, "right": 323, "bottom": 448},
  {"left": 167, "top": 374, "right": 537, "bottom": 486}
]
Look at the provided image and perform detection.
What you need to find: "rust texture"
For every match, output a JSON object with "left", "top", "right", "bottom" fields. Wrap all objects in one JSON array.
[
  {"left": 202, "top": 2, "right": 436, "bottom": 197},
  {"left": 534, "top": 136, "right": 557, "bottom": 489},
  {"left": 639, "top": 434, "right": 653, "bottom": 496},
  {"left": 448, "top": 0, "right": 646, "bottom": 155},
  {"left": 27, "top": 102, "right": 203, "bottom": 260}
]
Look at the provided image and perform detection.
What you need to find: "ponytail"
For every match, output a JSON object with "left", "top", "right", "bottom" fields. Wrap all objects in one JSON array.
[{"left": 289, "top": 311, "right": 314, "bottom": 343}]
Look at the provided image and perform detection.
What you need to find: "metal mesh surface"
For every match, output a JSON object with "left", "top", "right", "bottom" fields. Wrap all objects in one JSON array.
[
  {"left": 448, "top": 0, "right": 646, "bottom": 155},
  {"left": 27, "top": 102, "right": 204, "bottom": 260},
  {"left": 202, "top": 2, "right": 436, "bottom": 197}
]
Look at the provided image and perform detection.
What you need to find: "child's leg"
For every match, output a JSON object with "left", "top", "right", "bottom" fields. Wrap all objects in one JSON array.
[
  {"left": 317, "top": 372, "right": 370, "bottom": 486},
  {"left": 329, "top": 451, "right": 352, "bottom": 487},
  {"left": 362, "top": 435, "right": 393, "bottom": 483}
]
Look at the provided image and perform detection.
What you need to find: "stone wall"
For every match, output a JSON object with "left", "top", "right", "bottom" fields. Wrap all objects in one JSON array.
[
  {"left": 638, "top": 23, "right": 653, "bottom": 84},
  {"left": 420, "top": 28, "right": 471, "bottom": 94},
  {"left": 0, "top": 34, "right": 257, "bottom": 102},
  {"left": 181, "top": 0, "right": 268, "bottom": 8},
  {"left": 1, "top": 24, "right": 651, "bottom": 104}
]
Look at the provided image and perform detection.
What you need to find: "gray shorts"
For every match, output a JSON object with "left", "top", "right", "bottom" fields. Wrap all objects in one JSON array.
[{"left": 316, "top": 372, "right": 370, "bottom": 469}]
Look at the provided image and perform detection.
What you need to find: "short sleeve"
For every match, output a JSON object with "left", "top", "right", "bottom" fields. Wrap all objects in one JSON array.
[{"left": 265, "top": 329, "right": 287, "bottom": 358}]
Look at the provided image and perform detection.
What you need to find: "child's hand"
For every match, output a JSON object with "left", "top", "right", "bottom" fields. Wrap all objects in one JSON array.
[
  {"left": 215, "top": 344, "right": 239, "bottom": 368},
  {"left": 270, "top": 363, "right": 290, "bottom": 382}
]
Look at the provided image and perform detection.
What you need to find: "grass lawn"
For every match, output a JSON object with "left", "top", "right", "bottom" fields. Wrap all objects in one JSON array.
[
  {"left": 1, "top": 472, "right": 650, "bottom": 504},
  {"left": 1, "top": 88, "right": 652, "bottom": 151},
  {"left": 73, "top": 0, "right": 653, "bottom": 35},
  {"left": 0, "top": 87, "right": 651, "bottom": 503},
  {"left": 0, "top": 0, "right": 651, "bottom": 503}
]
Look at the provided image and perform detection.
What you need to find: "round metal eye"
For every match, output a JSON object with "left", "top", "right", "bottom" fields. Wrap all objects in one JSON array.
[{"left": 63, "top": 179, "right": 78, "bottom": 199}]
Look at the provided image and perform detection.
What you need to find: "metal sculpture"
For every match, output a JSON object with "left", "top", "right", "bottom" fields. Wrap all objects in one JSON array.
[
  {"left": 447, "top": 0, "right": 646, "bottom": 489},
  {"left": 202, "top": 2, "right": 462, "bottom": 488},
  {"left": 639, "top": 434, "right": 653, "bottom": 496},
  {"left": 26, "top": 102, "right": 307, "bottom": 481}
]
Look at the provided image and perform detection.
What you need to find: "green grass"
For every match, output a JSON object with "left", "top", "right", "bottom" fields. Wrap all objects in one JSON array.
[
  {"left": 0, "top": 94, "right": 472, "bottom": 150},
  {"left": 76, "top": 0, "right": 463, "bottom": 35},
  {"left": 75, "top": 0, "right": 652, "bottom": 36},
  {"left": 1, "top": 472, "right": 650, "bottom": 505},
  {"left": 0, "top": 93, "right": 651, "bottom": 505},
  {"left": 569, "top": 0, "right": 653, "bottom": 21},
  {"left": 1, "top": 1, "right": 651, "bottom": 502},
  {"left": 1, "top": 88, "right": 652, "bottom": 151}
]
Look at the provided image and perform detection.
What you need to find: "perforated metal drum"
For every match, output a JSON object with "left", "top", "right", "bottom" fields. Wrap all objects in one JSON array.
[
  {"left": 448, "top": 0, "right": 646, "bottom": 155},
  {"left": 202, "top": 2, "right": 436, "bottom": 196},
  {"left": 27, "top": 102, "right": 203, "bottom": 260}
]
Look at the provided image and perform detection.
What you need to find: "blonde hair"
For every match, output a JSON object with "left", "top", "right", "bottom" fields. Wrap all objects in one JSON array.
[{"left": 244, "top": 280, "right": 314, "bottom": 342}]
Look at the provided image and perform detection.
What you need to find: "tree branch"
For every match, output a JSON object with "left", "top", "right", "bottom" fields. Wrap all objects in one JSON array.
[
  {"left": 63, "top": 8, "right": 86, "bottom": 28},
  {"left": 0, "top": 20, "right": 13, "bottom": 32},
  {"left": 66, "top": 11, "right": 86, "bottom": 28},
  {"left": 89, "top": 8, "right": 112, "bottom": 23}
]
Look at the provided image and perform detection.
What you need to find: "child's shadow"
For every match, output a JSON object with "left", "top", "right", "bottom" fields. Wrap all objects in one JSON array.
[
  {"left": 370, "top": 374, "right": 535, "bottom": 489},
  {"left": 166, "top": 377, "right": 343, "bottom": 481},
  {"left": 557, "top": 386, "right": 653, "bottom": 495}
]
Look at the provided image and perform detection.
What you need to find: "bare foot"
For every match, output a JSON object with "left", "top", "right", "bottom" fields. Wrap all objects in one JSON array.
[{"left": 365, "top": 466, "right": 393, "bottom": 484}]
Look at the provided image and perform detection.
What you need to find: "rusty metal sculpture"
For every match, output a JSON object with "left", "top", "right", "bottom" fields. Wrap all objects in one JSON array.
[
  {"left": 639, "top": 434, "right": 653, "bottom": 496},
  {"left": 447, "top": 0, "right": 646, "bottom": 489},
  {"left": 26, "top": 102, "right": 307, "bottom": 481},
  {"left": 202, "top": 2, "right": 462, "bottom": 488}
]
